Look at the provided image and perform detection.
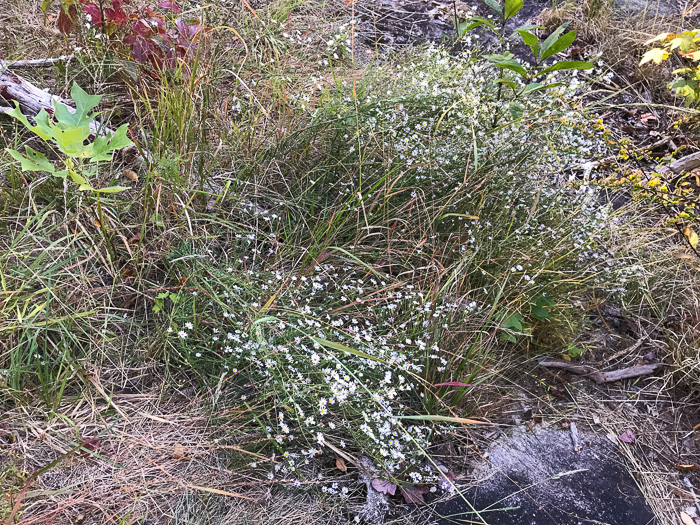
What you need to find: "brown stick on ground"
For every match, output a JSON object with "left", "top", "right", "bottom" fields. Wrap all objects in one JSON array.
[{"left": 539, "top": 359, "right": 663, "bottom": 384}]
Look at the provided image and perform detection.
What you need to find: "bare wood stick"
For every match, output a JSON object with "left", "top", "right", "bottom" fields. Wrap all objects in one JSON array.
[
  {"left": 539, "top": 359, "right": 663, "bottom": 384},
  {"left": 600, "top": 337, "right": 646, "bottom": 365},
  {"left": 0, "top": 50, "right": 80, "bottom": 69}
]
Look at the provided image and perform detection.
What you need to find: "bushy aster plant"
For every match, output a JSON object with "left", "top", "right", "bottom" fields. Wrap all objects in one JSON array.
[{"left": 160, "top": 47, "right": 647, "bottom": 500}]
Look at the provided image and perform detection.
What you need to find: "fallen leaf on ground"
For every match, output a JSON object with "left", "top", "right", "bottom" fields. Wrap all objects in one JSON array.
[
  {"left": 437, "top": 465, "right": 456, "bottom": 490},
  {"left": 639, "top": 113, "right": 657, "bottom": 126},
  {"left": 618, "top": 429, "right": 636, "bottom": 443},
  {"left": 675, "top": 464, "right": 699, "bottom": 471},
  {"left": 683, "top": 225, "right": 699, "bottom": 249},
  {"left": 371, "top": 478, "right": 396, "bottom": 495},
  {"left": 80, "top": 437, "right": 101, "bottom": 457},
  {"left": 400, "top": 484, "right": 430, "bottom": 505},
  {"left": 123, "top": 169, "right": 138, "bottom": 182},
  {"left": 173, "top": 443, "right": 186, "bottom": 459},
  {"left": 680, "top": 511, "right": 694, "bottom": 525},
  {"left": 336, "top": 457, "right": 347, "bottom": 472}
]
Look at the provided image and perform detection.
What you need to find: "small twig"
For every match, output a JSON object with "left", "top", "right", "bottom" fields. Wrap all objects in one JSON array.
[
  {"left": 569, "top": 422, "right": 582, "bottom": 452},
  {"left": 540, "top": 359, "right": 663, "bottom": 384},
  {"left": 0, "top": 50, "right": 81, "bottom": 70},
  {"left": 600, "top": 337, "right": 646, "bottom": 365}
]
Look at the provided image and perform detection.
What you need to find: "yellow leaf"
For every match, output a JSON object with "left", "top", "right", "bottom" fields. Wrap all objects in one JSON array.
[
  {"left": 683, "top": 225, "right": 699, "bottom": 249},
  {"left": 122, "top": 169, "right": 138, "bottom": 182},
  {"left": 644, "top": 32, "right": 672, "bottom": 45},
  {"left": 640, "top": 48, "right": 669, "bottom": 65}
]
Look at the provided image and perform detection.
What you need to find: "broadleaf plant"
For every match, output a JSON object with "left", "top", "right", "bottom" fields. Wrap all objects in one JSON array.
[
  {"left": 455, "top": 0, "right": 593, "bottom": 126},
  {"left": 5, "top": 82, "right": 133, "bottom": 193}
]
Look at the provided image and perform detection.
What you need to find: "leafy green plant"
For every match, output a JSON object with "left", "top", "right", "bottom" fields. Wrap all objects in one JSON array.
[
  {"left": 642, "top": 29, "right": 700, "bottom": 103},
  {"left": 456, "top": 0, "right": 593, "bottom": 123},
  {"left": 5, "top": 82, "right": 133, "bottom": 193}
]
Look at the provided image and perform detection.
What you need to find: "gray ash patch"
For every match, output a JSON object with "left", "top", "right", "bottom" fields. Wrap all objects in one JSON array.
[
  {"left": 432, "top": 427, "right": 657, "bottom": 524},
  {"left": 355, "top": 0, "right": 553, "bottom": 51}
]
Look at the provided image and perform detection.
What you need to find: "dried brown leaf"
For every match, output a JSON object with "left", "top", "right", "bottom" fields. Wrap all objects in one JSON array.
[
  {"left": 123, "top": 169, "right": 139, "bottom": 182},
  {"left": 371, "top": 478, "right": 397, "bottom": 495},
  {"left": 336, "top": 457, "right": 347, "bottom": 472},
  {"left": 173, "top": 442, "right": 186, "bottom": 460}
]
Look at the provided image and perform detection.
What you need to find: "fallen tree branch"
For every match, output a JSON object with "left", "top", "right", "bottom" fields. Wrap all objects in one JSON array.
[
  {"left": 0, "top": 50, "right": 80, "bottom": 69},
  {"left": 539, "top": 359, "right": 663, "bottom": 384},
  {"left": 659, "top": 150, "right": 700, "bottom": 175}
]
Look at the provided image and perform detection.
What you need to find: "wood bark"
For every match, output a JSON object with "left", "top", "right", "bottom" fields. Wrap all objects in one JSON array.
[{"left": 539, "top": 359, "right": 663, "bottom": 384}]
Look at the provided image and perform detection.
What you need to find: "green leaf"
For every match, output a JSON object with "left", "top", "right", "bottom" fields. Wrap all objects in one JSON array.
[
  {"left": 517, "top": 29, "right": 540, "bottom": 58},
  {"left": 51, "top": 124, "right": 91, "bottom": 155},
  {"left": 94, "top": 185, "right": 130, "bottom": 193},
  {"left": 483, "top": 53, "right": 528, "bottom": 77},
  {"left": 310, "top": 337, "right": 389, "bottom": 365},
  {"left": 54, "top": 82, "right": 102, "bottom": 128},
  {"left": 41, "top": 0, "right": 53, "bottom": 14},
  {"left": 459, "top": 16, "right": 498, "bottom": 35},
  {"left": 68, "top": 170, "right": 89, "bottom": 185},
  {"left": 6, "top": 146, "right": 55, "bottom": 173},
  {"left": 513, "top": 24, "right": 544, "bottom": 32},
  {"left": 508, "top": 101, "right": 524, "bottom": 120},
  {"left": 522, "top": 82, "right": 564, "bottom": 93},
  {"left": 501, "top": 312, "right": 523, "bottom": 331},
  {"left": 539, "top": 23, "right": 570, "bottom": 61},
  {"left": 531, "top": 296, "right": 555, "bottom": 321},
  {"left": 495, "top": 79, "right": 518, "bottom": 90},
  {"left": 540, "top": 30, "right": 577, "bottom": 61},
  {"left": 6, "top": 104, "right": 53, "bottom": 141},
  {"left": 482, "top": 0, "right": 502, "bottom": 16},
  {"left": 538, "top": 60, "right": 594, "bottom": 76},
  {"left": 504, "top": 0, "right": 523, "bottom": 20},
  {"left": 88, "top": 124, "right": 134, "bottom": 161}
]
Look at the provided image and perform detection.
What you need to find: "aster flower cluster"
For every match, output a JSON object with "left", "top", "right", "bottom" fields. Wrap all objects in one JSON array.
[{"left": 166, "top": 260, "right": 472, "bottom": 489}]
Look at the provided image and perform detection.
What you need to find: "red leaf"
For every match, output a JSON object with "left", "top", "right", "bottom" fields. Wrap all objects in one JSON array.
[
  {"left": 80, "top": 437, "right": 101, "bottom": 456},
  {"left": 618, "top": 429, "right": 636, "bottom": 443},
  {"left": 400, "top": 484, "right": 429, "bottom": 505},
  {"left": 105, "top": 5, "right": 129, "bottom": 26},
  {"left": 57, "top": 4, "right": 78, "bottom": 34},
  {"left": 371, "top": 478, "right": 396, "bottom": 496},
  {"left": 82, "top": 3, "right": 103, "bottom": 27},
  {"left": 158, "top": 0, "right": 181, "bottom": 12}
]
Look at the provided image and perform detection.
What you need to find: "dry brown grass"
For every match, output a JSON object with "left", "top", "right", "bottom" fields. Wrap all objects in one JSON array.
[{"left": 1, "top": 374, "right": 351, "bottom": 525}]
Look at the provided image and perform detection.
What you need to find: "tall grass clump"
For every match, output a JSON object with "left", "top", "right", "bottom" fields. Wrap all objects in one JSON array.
[{"left": 155, "top": 46, "right": 654, "bottom": 496}]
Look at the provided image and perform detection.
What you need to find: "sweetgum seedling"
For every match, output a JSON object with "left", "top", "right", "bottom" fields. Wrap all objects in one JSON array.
[{"left": 5, "top": 82, "right": 133, "bottom": 193}]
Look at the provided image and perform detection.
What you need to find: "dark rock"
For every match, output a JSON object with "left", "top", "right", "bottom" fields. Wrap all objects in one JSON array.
[{"left": 433, "top": 427, "right": 657, "bottom": 524}]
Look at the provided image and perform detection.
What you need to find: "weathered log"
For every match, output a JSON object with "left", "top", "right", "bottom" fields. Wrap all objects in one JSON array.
[
  {"left": 661, "top": 150, "right": 700, "bottom": 175},
  {"left": 540, "top": 359, "right": 663, "bottom": 384},
  {"left": 0, "top": 50, "right": 79, "bottom": 69}
]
